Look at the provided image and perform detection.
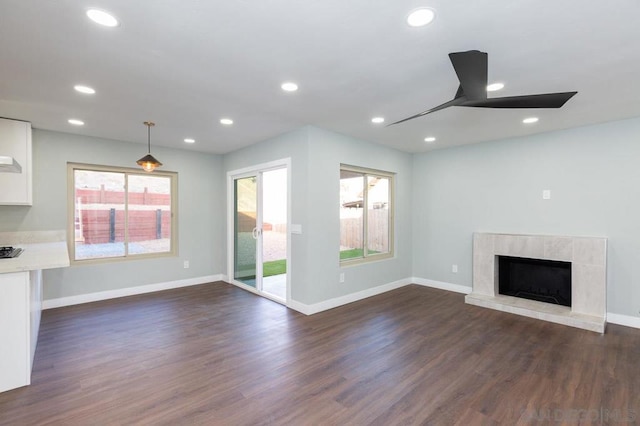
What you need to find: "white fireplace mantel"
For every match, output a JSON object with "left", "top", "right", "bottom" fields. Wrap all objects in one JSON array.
[{"left": 465, "top": 232, "right": 607, "bottom": 333}]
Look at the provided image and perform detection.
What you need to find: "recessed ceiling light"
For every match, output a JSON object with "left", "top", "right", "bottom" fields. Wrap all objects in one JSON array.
[
  {"left": 281, "top": 82, "right": 298, "bottom": 92},
  {"left": 68, "top": 119, "right": 85, "bottom": 126},
  {"left": 220, "top": 118, "right": 234, "bottom": 125},
  {"left": 487, "top": 83, "right": 504, "bottom": 92},
  {"left": 371, "top": 117, "right": 385, "bottom": 124},
  {"left": 522, "top": 117, "right": 539, "bottom": 124},
  {"left": 407, "top": 8, "right": 436, "bottom": 27},
  {"left": 424, "top": 136, "right": 436, "bottom": 143},
  {"left": 86, "top": 9, "right": 119, "bottom": 27},
  {"left": 74, "top": 85, "right": 96, "bottom": 95},
  {"left": 184, "top": 138, "right": 195, "bottom": 144}
]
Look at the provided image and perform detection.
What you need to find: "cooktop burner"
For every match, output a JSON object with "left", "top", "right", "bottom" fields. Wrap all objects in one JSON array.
[{"left": 0, "top": 246, "right": 23, "bottom": 259}]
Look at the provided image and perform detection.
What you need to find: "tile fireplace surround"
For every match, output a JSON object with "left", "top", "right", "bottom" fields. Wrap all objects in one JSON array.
[{"left": 465, "top": 233, "right": 607, "bottom": 333}]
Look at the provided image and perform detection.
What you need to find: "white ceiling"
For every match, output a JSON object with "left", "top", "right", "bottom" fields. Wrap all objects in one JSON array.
[{"left": 1, "top": 1, "right": 639, "bottom": 154}]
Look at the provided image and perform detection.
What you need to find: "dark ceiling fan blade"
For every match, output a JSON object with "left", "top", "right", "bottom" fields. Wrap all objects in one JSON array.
[
  {"left": 388, "top": 98, "right": 465, "bottom": 126},
  {"left": 389, "top": 50, "right": 577, "bottom": 126},
  {"left": 462, "top": 92, "right": 577, "bottom": 109},
  {"left": 448, "top": 50, "right": 488, "bottom": 101}
]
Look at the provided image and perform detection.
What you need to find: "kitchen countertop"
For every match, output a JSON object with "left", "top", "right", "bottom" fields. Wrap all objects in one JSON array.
[{"left": 0, "top": 230, "right": 70, "bottom": 274}]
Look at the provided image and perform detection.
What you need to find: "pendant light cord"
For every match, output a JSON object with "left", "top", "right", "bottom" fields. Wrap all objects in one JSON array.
[{"left": 144, "top": 121, "right": 155, "bottom": 154}]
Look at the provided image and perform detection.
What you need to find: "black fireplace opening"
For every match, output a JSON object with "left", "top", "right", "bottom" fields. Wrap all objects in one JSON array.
[{"left": 498, "top": 256, "right": 571, "bottom": 307}]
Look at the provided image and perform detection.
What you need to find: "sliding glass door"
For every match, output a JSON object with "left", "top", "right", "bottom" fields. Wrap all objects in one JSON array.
[
  {"left": 261, "top": 168, "right": 287, "bottom": 300},
  {"left": 234, "top": 175, "right": 259, "bottom": 287},
  {"left": 230, "top": 163, "right": 288, "bottom": 303}
]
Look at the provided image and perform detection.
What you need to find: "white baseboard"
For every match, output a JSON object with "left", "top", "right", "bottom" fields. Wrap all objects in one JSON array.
[
  {"left": 288, "top": 277, "right": 413, "bottom": 315},
  {"left": 43, "top": 274, "right": 225, "bottom": 310},
  {"left": 607, "top": 313, "right": 640, "bottom": 330},
  {"left": 411, "top": 279, "right": 640, "bottom": 330},
  {"left": 412, "top": 277, "right": 472, "bottom": 295},
  {"left": 42, "top": 271, "right": 640, "bottom": 332}
]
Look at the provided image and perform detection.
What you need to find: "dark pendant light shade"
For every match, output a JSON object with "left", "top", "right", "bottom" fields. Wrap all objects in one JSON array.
[{"left": 137, "top": 121, "right": 162, "bottom": 172}]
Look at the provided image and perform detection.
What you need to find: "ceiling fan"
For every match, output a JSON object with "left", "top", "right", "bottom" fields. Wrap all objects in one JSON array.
[{"left": 390, "top": 50, "right": 577, "bottom": 125}]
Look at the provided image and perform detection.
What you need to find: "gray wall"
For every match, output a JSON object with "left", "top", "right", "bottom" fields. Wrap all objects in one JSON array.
[
  {"left": 412, "top": 117, "right": 640, "bottom": 318},
  {"left": 0, "top": 129, "right": 224, "bottom": 299},
  {"left": 305, "top": 127, "right": 413, "bottom": 303},
  {"left": 223, "top": 126, "right": 413, "bottom": 305},
  {"left": 223, "top": 127, "right": 310, "bottom": 302},
  {"left": 2, "top": 117, "right": 638, "bottom": 318}
]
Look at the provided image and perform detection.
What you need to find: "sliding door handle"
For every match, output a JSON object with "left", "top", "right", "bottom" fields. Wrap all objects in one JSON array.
[{"left": 252, "top": 227, "right": 261, "bottom": 239}]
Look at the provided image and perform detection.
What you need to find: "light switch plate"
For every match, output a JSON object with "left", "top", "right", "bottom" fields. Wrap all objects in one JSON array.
[
  {"left": 542, "top": 190, "right": 551, "bottom": 200},
  {"left": 290, "top": 224, "right": 302, "bottom": 234}
]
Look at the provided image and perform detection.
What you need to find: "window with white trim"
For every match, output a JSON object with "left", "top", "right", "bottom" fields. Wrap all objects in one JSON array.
[
  {"left": 68, "top": 163, "right": 177, "bottom": 262},
  {"left": 340, "top": 165, "right": 393, "bottom": 263}
]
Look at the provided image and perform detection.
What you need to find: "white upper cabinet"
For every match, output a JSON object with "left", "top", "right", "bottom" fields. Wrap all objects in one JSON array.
[{"left": 0, "top": 118, "right": 32, "bottom": 205}]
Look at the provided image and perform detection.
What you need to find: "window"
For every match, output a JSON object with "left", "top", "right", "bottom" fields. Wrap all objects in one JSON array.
[
  {"left": 68, "top": 163, "right": 177, "bottom": 263},
  {"left": 340, "top": 165, "right": 393, "bottom": 263}
]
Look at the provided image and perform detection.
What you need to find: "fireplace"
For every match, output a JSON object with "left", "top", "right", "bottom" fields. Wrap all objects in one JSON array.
[
  {"left": 466, "top": 233, "right": 607, "bottom": 333},
  {"left": 498, "top": 256, "right": 571, "bottom": 307}
]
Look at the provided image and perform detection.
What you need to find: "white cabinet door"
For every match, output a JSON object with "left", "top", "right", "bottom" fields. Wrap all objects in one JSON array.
[
  {"left": 0, "top": 118, "right": 32, "bottom": 205},
  {"left": 29, "top": 269, "right": 43, "bottom": 368},
  {"left": 0, "top": 271, "right": 31, "bottom": 392}
]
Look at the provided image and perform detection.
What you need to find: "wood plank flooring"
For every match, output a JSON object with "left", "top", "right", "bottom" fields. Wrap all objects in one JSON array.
[{"left": 1, "top": 283, "right": 639, "bottom": 425}]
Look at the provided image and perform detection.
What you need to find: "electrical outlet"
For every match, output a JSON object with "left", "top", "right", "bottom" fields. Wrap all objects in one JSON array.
[
  {"left": 542, "top": 189, "right": 551, "bottom": 200},
  {"left": 339, "top": 272, "right": 345, "bottom": 283},
  {"left": 452, "top": 264, "right": 458, "bottom": 273},
  {"left": 183, "top": 260, "right": 189, "bottom": 269}
]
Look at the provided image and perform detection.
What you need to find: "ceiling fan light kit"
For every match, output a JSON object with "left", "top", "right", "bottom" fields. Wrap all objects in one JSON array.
[{"left": 390, "top": 50, "right": 578, "bottom": 125}]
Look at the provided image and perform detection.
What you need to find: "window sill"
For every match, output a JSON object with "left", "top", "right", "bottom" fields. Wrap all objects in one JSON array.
[{"left": 340, "top": 252, "right": 394, "bottom": 268}]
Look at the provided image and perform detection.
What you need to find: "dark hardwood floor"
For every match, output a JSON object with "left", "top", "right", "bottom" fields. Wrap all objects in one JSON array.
[{"left": 1, "top": 283, "right": 639, "bottom": 425}]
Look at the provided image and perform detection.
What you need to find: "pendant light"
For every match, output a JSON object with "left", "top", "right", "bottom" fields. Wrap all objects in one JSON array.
[{"left": 137, "top": 121, "right": 163, "bottom": 172}]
